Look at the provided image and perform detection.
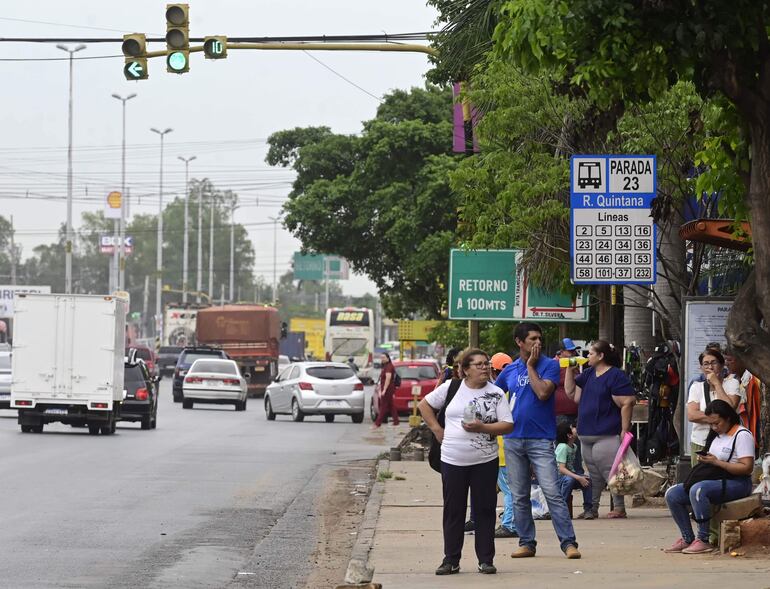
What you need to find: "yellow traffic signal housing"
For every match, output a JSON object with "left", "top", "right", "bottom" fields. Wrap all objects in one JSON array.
[
  {"left": 203, "top": 36, "right": 228, "bottom": 59},
  {"left": 122, "top": 33, "right": 148, "bottom": 80},
  {"left": 165, "top": 3, "right": 190, "bottom": 73}
]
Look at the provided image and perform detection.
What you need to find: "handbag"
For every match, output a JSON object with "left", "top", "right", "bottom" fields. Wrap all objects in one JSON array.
[
  {"left": 427, "top": 379, "right": 462, "bottom": 473},
  {"left": 684, "top": 429, "right": 748, "bottom": 496}
]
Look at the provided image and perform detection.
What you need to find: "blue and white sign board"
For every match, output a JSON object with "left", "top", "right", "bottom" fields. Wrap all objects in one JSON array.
[{"left": 570, "top": 155, "right": 657, "bottom": 285}]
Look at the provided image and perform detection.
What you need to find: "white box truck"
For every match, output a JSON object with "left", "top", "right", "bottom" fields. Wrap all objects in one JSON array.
[{"left": 11, "top": 293, "right": 127, "bottom": 435}]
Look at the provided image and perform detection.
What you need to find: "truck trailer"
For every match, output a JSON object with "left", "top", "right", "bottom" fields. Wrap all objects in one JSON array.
[
  {"left": 195, "top": 305, "right": 281, "bottom": 397},
  {"left": 11, "top": 293, "right": 127, "bottom": 435}
]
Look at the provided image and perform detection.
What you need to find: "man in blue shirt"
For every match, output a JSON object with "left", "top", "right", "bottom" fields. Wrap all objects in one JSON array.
[{"left": 495, "top": 322, "right": 580, "bottom": 559}]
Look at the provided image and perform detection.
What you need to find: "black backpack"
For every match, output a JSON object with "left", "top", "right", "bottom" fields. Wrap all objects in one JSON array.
[
  {"left": 427, "top": 379, "right": 462, "bottom": 472},
  {"left": 393, "top": 371, "right": 402, "bottom": 388}
]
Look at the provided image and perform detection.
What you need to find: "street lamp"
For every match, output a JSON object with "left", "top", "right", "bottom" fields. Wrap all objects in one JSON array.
[
  {"left": 150, "top": 127, "right": 173, "bottom": 339},
  {"left": 111, "top": 92, "right": 136, "bottom": 292},
  {"left": 56, "top": 43, "right": 86, "bottom": 294},
  {"left": 268, "top": 216, "right": 280, "bottom": 304},
  {"left": 178, "top": 155, "right": 196, "bottom": 303},
  {"left": 229, "top": 199, "right": 238, "bottom": 302}
]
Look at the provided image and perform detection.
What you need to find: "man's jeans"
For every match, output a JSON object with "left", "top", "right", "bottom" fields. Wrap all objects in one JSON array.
[
  {"left": 504, "top": 438, "right": 577, "bottom": 552},
  {"left": 497, "top": 466, "right": 516, "bottom": 532}
]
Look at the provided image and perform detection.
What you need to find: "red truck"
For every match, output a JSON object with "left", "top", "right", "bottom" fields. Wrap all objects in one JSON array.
[{"left": 195, "top": 305, "right": 282, "bottom": 397}]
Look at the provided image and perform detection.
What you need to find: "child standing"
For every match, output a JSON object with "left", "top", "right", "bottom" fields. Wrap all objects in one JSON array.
[{"left": 555, "top": 421, "right": 594, "bottom": 519}]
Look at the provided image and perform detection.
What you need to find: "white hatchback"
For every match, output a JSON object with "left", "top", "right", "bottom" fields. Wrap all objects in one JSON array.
[
  {"left": 182, "top": 358, "right": 248, "bottom": 411},
  {"left": 264, "top": 362, "right": 365, "bottom": 423}
]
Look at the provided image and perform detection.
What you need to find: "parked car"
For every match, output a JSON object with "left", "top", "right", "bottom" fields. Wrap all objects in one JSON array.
[
  {"left": 370, "top": 359, "right": 440, "bottom": 422},
  {"left": 182, "top": 358, "right": 248, "bottom": 410},
  {"left": 172, "top": 346, "right": 230, "bottom": 402},
  {"left": 129, "top": 344, "right": 159, "bottom": 379},
  {"left": 157, "top": 346, "right": 183, "bottom": 376},
  {"left": 264, "top": 361, "right": 365, "bottom": 423},
  {"left": 0, "top": 351, "right": 11, "bottom": 410},
  {"left": 122, "top": 356, "right": 159, "bottom": 430}
]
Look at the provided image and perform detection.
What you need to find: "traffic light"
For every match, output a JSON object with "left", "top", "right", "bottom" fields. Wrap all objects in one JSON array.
[
  {"left": 203, "top": 36, "right": 228, "bottom": 59},
  {"left": 122, "top": 33, "right": 148, "bottom": 80},
  {"left": 165, "top": 3, "right": 190, "bottom": 73}
]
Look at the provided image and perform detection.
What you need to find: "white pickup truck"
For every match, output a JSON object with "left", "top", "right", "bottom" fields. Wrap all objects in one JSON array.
[{"left": 11, "top": 293, "right": 127, "bottom": 435}]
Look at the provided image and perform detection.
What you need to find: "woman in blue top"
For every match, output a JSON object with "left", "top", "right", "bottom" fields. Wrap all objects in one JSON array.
[{"left": 564, "top": 340, "right": 636, "bottom": 518}]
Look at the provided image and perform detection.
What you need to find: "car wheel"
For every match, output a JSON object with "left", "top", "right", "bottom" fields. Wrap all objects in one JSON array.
[
  {"left": 140, "top": 414, "right": 152, "bottom": 430},
  {"left": 88, "top": 424, "right": 100, "bottom": 435},
  {"left": 151, "top": 411, "right": 157, "bottom": 429},
  {"left": 265, "top": 397, "right": 276, "bottom": 421},
  {"left": 291, "top": 398, "right": 305, "bottom": 422},
  {"left": 21, "top": 425, "right": 32, "bottom": 433},
  {"left": 173, "top": 390, "right": 182, "bottom": 403},
  {"left": 324, "top": 414, "right": 335, "bottom": 423},
  {"left": 32, "top": 425, "right": 44, "bottom": 434},
  {"left": 351, "top": 412, "right": 364, "bottom": 424},
  {"left": 182, "top": 399, "right": 193, "bottom": 409}
]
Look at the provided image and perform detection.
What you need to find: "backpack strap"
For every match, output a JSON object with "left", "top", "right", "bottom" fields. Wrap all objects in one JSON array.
[
  {"left": 703, "top": 380, "right": 711, "bottom": 406},
  {"left": 437, "top": 378, "right": 462, "bottom": 428}
]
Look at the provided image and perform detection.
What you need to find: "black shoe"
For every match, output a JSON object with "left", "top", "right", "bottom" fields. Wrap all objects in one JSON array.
[
  {"left": 494, "top": 526, "right": 519, "bottom": 538},
  {"left": 478, "top": 563, "right": 497, "bottom": 574},
  {"left": 435, "top": 562, "right": 460, "bottom": 575},
  {"left": 464, "top": 519, "right": 475, "bottom": 533}
]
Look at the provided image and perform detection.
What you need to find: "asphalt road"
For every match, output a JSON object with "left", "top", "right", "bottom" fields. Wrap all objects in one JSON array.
[{"left": 0, "top": 380, "right": 388, "bottom": 588}]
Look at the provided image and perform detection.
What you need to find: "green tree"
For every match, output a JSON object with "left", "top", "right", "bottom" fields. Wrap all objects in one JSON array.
[
  {"left": 492, "top": 0, "right": 770, "bottom": 386},
  {"left": 267, "top": 86, "right": 459, "bottom": 318}
]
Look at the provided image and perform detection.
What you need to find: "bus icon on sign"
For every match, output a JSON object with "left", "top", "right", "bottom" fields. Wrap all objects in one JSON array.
[{"left": 577, "top": 161, "right": 602, "bottom": 189}]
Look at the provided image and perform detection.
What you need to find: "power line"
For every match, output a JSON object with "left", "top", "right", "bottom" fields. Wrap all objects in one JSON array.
[{"left": 302, "top": 50, "right": 382, "bottom": 103}]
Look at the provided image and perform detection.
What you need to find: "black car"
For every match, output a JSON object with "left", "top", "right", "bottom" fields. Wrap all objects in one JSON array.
[
  {"left": 157, "top": 346, "right": 183, "bottom": 376},
  {"left": 172, "top": 347, "right": 229, "bottom": 402},
  {"left": 123, "top": 358, "right": 159, "bottom": 430}
]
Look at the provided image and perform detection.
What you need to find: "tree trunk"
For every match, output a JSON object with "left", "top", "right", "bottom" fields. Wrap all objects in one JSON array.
[
  {"left": 654, "top": 216, "right": 686, "bottom": 341},
  {"left": 623, "top": 285, "right": 654, "bottom": 356}
]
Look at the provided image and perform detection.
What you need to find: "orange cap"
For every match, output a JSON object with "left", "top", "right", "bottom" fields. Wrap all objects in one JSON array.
[{"left": 491, "top": 352, "right": 513, "bottom": 371}]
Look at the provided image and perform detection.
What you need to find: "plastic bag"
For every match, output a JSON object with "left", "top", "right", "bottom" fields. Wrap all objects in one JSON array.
[
  {"left": 608, "top": 432, "right": 645, "bottom": 496},
  {"left": 530, "top": 484, "right": 549, "bottom": 519},
  {"left": 753, "top": 453, "right": 770, "bottom": 505}
]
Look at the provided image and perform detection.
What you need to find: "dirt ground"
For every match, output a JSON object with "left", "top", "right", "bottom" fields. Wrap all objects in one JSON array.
[{"left": 303, "top": 459, "right": 376, "bottom": 588}]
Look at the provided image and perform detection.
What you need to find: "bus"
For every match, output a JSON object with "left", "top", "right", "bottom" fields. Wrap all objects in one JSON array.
[{"left": 324, "top": 307, "right": 374, "bottom": 376}]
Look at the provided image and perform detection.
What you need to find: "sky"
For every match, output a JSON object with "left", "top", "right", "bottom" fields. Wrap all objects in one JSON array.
[{"left": 0, "top": 1, "right": 438, "bottom": 296}]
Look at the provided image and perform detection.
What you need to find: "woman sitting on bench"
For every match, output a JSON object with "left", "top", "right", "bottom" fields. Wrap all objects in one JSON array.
[{"left": 664, "top": 399, "right": 755, "bottom": 554}]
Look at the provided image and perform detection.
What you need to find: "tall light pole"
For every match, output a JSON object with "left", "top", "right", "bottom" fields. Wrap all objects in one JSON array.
[
  {"left": 178, "top": 155, "right": 196, "bottom": 303},
  {"left": 229, "top": 199, "right": 238, "bottom": 303},
  {"left": 208, "top": 193, "right": 214, "bottom": 300},
  {"left": 111, "top": 92, "right": 136, "bottom": 292},
  {"left": 196, "top": 181, "right": 203, "bottom": 303},
  {"left": 268, "top": 216, "right": 280, "bottom": 304},
  {"left": 150, "top": 127, "right": 173, "bottom": 339},
  {"left": 57, "top": 43, "right": 86, "bottom": 294}
]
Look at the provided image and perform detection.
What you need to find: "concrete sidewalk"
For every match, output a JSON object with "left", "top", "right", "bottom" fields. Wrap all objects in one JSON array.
[{"left": 367, "top": 461, "right": 770, "bottom": 588}]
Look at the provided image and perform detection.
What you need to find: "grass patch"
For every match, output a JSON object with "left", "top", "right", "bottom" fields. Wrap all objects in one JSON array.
[{"left": 377, "top": 470, "right": 393, "bottom": 482}]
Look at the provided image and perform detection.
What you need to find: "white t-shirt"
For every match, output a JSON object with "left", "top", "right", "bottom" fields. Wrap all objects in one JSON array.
[
  {"left": 425, "top": 380, "right": 512, "bottom": 466},
  {"left": 687, "top": 378, "right": 741, "bottom": 446},
  {"left": 708, "top": 426, "right": 754, "bottom": 464}
]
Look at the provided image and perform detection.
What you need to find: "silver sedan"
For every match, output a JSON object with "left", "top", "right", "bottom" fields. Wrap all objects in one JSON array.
[
  {"left": 182, "top": 358, "right": 248, "bottom": 411},
  {"left": 264, "top": 362, "right": 365, "bottom": 423}
]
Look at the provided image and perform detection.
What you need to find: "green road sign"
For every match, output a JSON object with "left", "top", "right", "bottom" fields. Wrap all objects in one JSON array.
[
  {"left": 448, "top": 249, "right": 518, "bottom": 320},
  {"left": 513, "top": 260, "right": 589, "bottom": 322},
  {"left": 124, "top": 59, "right": 148, "bottom": 80},
  {"left": 293, "top": 253, "right": 348, "bottom": 280}
]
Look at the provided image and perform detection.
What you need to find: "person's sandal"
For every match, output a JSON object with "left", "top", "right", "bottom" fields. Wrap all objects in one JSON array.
[{"left": 606, "top": 510, "right": 627, "bottom": 519}]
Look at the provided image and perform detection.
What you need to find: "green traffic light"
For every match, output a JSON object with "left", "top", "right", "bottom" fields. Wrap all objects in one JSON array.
[{"left": 167, "top": 51, "right": 188, "bottom": 72}]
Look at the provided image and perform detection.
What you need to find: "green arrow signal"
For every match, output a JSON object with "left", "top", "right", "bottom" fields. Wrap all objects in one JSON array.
[{"left": 123, "top": 59, "right": 148, "bottom": 80}]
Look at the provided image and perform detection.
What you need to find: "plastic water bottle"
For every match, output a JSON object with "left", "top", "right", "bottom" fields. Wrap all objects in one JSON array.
[
  {"left": 559, "top": 356, "right": 589, "bottom": 368},
  {"left": 462, "top": 401, "right": 477, "bottom": 424}
]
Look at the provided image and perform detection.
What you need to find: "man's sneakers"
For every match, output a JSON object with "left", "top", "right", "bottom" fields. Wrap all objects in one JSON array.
[
  {"left": 435, "top": 562, "right": 460, "bottom": 575},
  {"left": 510, "top": 546, "right": 536, "bottom": 558},
  {"left": 564, "top": 544, "right": 581, "bottom": 559},
  {"left": 477, "top": 563, "right": 497, "bottom": 574},
  {"left": 681, "top": 539, "right": 714, "bottom": 554},
  {"left": 463, "top": 519, "right": 475, "bottom": 534},
  {"left": 576, "top": 510, "right": 595, "bottom": 520},
  {"left": 494, "top": 526, "right": 519, "bottom": 538}
]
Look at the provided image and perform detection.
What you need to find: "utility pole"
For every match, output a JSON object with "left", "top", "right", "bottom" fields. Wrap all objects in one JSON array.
[
  {"left": 196, "top": 181, "right": 203, "bottom": 303},
  {"left": 9, "top": 215, "right": 16, "bottom": 286},
  {"left": 178, "top": 155, "right": 196, "bottom": 303},
  {"left": 269, "top": 216, "right": 279, "bottom": 304},
  {"left": 229, "top": 199, "right": 237, "bottom": 302},
  {"left": 57, "top": 43, "right": 86, "bottom": 294},
  {"left": 150, "top": 127, "right": 173, "bottom": 337},
  {"left": 112, "top": 92, "right": 136, "bottom": 292},
  {"left": 142, "top": 275, "right": 150, "bottom": 338},
  {"left": 208, "top": 195, "right": 214, "bottom": 300}
]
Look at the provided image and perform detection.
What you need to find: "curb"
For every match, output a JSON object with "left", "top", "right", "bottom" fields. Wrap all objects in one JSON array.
[{"left": 343, "top": 458, "right": 390, "bottom": 585}]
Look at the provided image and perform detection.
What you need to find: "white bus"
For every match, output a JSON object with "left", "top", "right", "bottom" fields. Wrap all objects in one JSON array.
[{"left": 324, "top": 307, "right": 374, "bottom": 376}]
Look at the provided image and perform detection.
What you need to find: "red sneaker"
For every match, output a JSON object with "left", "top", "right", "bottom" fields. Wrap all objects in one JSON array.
[
  {"left": 681, "top": 539, "right": 714, "bottom": 554},
  {"left": 664, "top": 538, "right": 691, "bottom": 553}
]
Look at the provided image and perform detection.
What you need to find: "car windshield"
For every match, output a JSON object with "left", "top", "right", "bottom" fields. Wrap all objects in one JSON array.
[
  {"left": 331, "top": 338, "right": 367, "bottom": 357},
  {"left": 396, "top": 365, "right": 438, "bottom": 380},
  {"left": 182, "top": 352, "right": 221, "bottom": 365},
  {"left": 0, "top": 355, "right": 10, "bottom": 370},
  {"left": 125, "top": 365, "right": 147, "bottom": 384},
  {"left": 306, "top": 365, "right": 355, "bottom": 380},
  {"left": 191, "top": 360, "right": 237, "bottom": 375}
]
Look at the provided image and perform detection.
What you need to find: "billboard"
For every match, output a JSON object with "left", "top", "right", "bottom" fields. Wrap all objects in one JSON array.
[{"left": 0, "top": 285, "right": 52, "bottom": 318}]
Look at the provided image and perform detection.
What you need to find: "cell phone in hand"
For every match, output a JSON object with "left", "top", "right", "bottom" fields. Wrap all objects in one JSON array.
[{"left": 696, "top": 450, "right": 709, "bottom": 456}]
